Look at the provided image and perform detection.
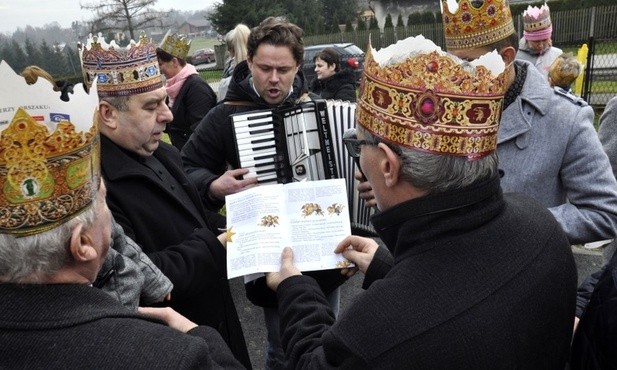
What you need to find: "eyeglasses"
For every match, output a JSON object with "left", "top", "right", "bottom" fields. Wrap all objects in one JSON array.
[{"left": 343, "top": 138, "right": 376, "bottom": 158}]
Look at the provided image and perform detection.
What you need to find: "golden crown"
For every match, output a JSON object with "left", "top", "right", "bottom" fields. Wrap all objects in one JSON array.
[
  {"left": 158, "top": 30, "right": 191, "bottom": 60},
  {"left": 357, "top": 36, "right": 507, "bottom": 160},
  {"left": 0, "top": 61, "right": 100, "bottom": 237},
  {"left": 81, "top": 33, "right": 163, "bottom": 97},
  {"left": 441, "top": 0, "right": 515, "bottom": 51},
  {"left": 523, "top": 4, "right": 551, "bottom": 32}
]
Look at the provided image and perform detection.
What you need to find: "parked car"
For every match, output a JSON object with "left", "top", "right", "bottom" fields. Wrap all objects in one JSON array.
[
  {"left": 189, "top": 48, "right": 215, "bottom": 65},
  {"left": 302, "top": 43, "right": 365, "bottom": 84}
]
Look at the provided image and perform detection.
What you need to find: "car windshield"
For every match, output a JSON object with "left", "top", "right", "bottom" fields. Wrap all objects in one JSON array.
[{"left": 343, "top": 45, "right": 363, "bottom": 54}]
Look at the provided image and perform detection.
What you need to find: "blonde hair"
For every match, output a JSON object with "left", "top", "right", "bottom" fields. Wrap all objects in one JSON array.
[
  {"left": 226, "top": 24, "right": 250, "bottom": 65},
  {"left": 548, "top": 53, "right": 582, "bottom": 88}
]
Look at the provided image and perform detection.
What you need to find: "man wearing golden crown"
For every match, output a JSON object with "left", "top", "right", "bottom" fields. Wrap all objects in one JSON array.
[
  {"left": 264, "top": 36, "right": 577, "bottom": 368},
  {"left": 440, "top": 0, "right": 617, "bottom": 329},
  {"left": 156, "top": 30, "right": 217, "bottom": 150},
  {"left": 516, "top": 3, "right": 563, "bottom": 80},
  {"left": 80, "top": 33, "right": 251, "bottom": 368},
  {"left": 0, "top": 61, "right": 244, "bottom": 368}
]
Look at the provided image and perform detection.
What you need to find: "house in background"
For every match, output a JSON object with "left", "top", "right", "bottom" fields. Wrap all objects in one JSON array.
[{"left": 178, "top": 18, "right": 215, "bottom": 37}]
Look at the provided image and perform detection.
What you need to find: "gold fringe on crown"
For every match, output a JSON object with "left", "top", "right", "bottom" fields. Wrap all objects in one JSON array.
[
  {"left": 441, "top": 0, "right": 515, "bottom": 51},
  {"left": 81, "top": 32, "right": 163, "bottom": 97},
  {"left": 357, "top": 39, "right": 507, "bottom": 160},
  {"left": 158, "top": 30, "right": 191, "bottom": 60}
]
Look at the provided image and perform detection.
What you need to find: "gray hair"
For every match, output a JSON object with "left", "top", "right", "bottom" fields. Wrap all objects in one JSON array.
[
  {"left": 360, "top": 127, "right": 498, "bottom": 194},
  {"left": 101, "top": 95, "right": 130, "bottom": 111},
  {"left": 0, "top": 202, "right": 98, "bottom": 283}
]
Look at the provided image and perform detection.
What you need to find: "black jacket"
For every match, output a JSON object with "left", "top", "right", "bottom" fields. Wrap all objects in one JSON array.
[
  {"left": 181, "top": 61, "right": 346, "bottom": 308},
  {"left": 100, "top": 136, "right": 251, "bottom": 368},
  {"left": 570, "top": 249, "right": 617, "bottom": 369},
  {"left": 165, "top": 74, "right": 216, "bottom": 151},
  {"left": 0, "top": 283, "right": 244, "bottom": 369},
  {"left": 309, "top": 69, "right": 357, "bottom": 102},
  {"left": 277, "top": 176, "right": 578, "bottom": 368}
]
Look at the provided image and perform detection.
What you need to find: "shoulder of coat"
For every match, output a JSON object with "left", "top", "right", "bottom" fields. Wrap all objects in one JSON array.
[{"left": 552, "top": 87, "right": 588, "bottom": 107}]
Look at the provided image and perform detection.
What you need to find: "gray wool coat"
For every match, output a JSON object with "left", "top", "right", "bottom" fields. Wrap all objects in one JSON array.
[{"left": 497, "top": 61, "right": 617, "bottom": 245}]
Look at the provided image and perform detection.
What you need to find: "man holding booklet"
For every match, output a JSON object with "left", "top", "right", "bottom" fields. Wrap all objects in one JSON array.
[{"left": 265, "top": 35, "right": 577, "bottom": 368}]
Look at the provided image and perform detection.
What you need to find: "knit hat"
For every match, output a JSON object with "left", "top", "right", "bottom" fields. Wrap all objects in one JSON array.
[{"left": 523, "top": 3, "right": 553, "bottom": 41}]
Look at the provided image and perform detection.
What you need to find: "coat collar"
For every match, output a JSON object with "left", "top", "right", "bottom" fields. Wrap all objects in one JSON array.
[
  {"left": 372, "top": 175, "right": 504, "bottom": 258},
  {"left": 498, "top": 60, "right": 553, "bottom": 143}
]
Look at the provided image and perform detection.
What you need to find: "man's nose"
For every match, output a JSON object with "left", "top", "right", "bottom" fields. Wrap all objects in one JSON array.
[{"left": 158, "top": 103, "right": 173, "bottom": 124}]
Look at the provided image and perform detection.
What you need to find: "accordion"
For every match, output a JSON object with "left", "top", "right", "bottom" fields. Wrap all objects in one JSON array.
[{"left": 231, "top": 99, "right": 376, "bottom": 235}]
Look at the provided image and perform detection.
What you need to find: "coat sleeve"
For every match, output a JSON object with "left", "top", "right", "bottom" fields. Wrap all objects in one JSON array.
[
  {"left": 186, "top": 326, "right": 246, "bottom": 369},
  {"left": 181, "top": 107, "right": 231, "bottom": 211},
  {"left": 598, "top": 96, "right": 617, "bottom": 180},
  {"left": 548, "top": 103, "right": 617, "bottom": 244},
  {"left": 107, "top": 192, "right": 228, "bottom": 302},
  {"left": 277, "top": 275, "right": 369, "bottom": 369},
  {"left": 361, "top": 246, "right": 394, "bottom": 289}
]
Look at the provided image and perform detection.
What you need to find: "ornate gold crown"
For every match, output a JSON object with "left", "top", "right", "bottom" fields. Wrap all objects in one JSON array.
[
  {"left": 0, "top": 61, "right": 100, "bottom": 237},
  {"left": 81, "top": 33, "right": 163, "bottom": 97},
  {"left": 441, "top": 0, "right": 515, "bottom": 51},
  {"left": 158, "top": 30, "right": 191, "bottom": 60},
  {"left": 357, "top": 36, "right": 507, "bottom": 160},
  {"left": 523, "top": 3, "right": 551, "bottom": 32}
]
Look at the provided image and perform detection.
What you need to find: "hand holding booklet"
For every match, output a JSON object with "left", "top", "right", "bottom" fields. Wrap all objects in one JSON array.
[{"left": 225, "top": 178, "right": 353, "bottom": 280}]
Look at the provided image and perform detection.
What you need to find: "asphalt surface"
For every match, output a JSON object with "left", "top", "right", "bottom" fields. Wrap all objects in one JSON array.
[{"left": 230, "top": 244, "right": 605, "bottom": 369}]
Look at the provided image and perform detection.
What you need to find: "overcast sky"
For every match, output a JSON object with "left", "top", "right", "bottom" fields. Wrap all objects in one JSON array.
[{"left": 0, "top": 0, "right": 219, "bottom": 34}]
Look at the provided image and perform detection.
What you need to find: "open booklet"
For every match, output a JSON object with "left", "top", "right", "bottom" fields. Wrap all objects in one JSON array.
[{"left": 225, "top": 178, "right": 353, "bottom": 280}]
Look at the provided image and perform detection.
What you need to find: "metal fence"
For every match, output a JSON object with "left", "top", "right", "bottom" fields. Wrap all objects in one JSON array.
[{"left": 301, "top": 5, "right": 617, "bottom": 110}]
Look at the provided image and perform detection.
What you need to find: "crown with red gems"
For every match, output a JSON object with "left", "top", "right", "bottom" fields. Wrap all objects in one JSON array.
[
  {"left": 158, "top": 30, "right": 191, "bottom": 60},
  {"left": 0, "top": 61, "right": 100, "bottom": 237},
  {"left": 356, "top": 35, "right": 507, "bottom": 160},
  {"left": 441, "top": 0, "right": 515, "bottom": 51},
  {"left": 81, "top": 32, "right": 162, "bottom": 97}
]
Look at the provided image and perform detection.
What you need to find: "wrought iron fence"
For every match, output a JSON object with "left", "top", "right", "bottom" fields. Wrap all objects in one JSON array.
[{"left": 301, "top": 5, "right": 617, "bottom": 110}]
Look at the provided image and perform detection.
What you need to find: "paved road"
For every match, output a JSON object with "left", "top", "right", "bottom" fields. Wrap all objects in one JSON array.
[{"left": 230, "top": 245, "right": 605, "bottom": 369}]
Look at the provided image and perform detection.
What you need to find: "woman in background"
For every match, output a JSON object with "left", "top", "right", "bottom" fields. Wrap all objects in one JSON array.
[
  {"left": 310, "top": 47, "right": 356, "bottom": 102},
  {"left": 156, "top": 31, "right": 216, "bottom": 150},
  {"left": 218, "top": 24, "right": 250, "bottom": 102}
]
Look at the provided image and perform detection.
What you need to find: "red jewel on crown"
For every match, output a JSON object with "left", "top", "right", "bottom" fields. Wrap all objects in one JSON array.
[
  {"left": 427, "top": 61, "right": 439, "bottom": 72},
  {"left": 420, "top": 98, "right": 435, "bottom": 115}
]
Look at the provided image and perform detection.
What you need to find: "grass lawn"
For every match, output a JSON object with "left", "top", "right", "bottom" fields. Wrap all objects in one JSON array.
[{"left": 188, "top": 37, "right": 221, "bottom": 54}]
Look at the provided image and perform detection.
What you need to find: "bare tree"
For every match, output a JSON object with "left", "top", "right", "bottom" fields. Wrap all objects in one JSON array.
[{"left": 80, "top": 0, "right": 171, "bottom": 40}]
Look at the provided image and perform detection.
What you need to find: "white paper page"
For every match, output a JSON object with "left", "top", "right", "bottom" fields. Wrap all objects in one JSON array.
[{"left": 227, "top": 179, "right": 352, "bottom": 279}]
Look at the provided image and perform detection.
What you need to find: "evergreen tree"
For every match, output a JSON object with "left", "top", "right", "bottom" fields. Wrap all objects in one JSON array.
[
  {"left": 396, "top": 13, "right": 405, "bottom": 28},
  {"left": 384, "top": 13, "right": 394, "bottom": 29},
  {"left": 24, "top": 39, "right": 42, "bottom": 68},
  {"left": 369, "top": 16, "right": 379, "bottom": 30}
]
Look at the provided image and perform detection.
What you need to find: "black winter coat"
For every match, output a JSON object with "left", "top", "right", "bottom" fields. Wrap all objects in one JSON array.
[
  {"left": 309, "top": 69, "right": 357, "bottom": 102},
  {"left": 165, "top": 74, "right": 216, "bottom": 151},
  {"left": 181, "top": 61, "right": 346, "bottom": 308},
  {"left": 0, "top": 283, "right": 244, "bottom": 369},
  {"left": 570, "top": 249, "right": 617, "bottom": 369},
  {"left": 277, "top": 176, "right": 578, "bottom": 368},
  {"left": 100, "top": 136, "right": 251, "bottom": 369}
]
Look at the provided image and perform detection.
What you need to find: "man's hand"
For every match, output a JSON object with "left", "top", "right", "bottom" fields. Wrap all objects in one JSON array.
[
  {"left": 266, "top": 247, "right": 302, "bottom": 292},
  {"left": 334, "top": 235, "right": 379, "bottom": 274},
  {"left": 138, "top": 306, "right": 197, "bottom": 333},
  {"left": 209, "top": 168, "right": 259, "bottom": 199},
  {"left": 355, "top": 170, "right": 377, "bottom": 208}
]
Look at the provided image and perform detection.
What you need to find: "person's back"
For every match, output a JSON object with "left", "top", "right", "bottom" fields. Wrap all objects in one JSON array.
[{"left": 0, "top": 284, "right": 242, "bottom": 369}]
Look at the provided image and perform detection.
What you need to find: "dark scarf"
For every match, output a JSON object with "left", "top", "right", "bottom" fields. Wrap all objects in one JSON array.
[{"left": 503, "top": 62, "right": 527, "bottom": 110}]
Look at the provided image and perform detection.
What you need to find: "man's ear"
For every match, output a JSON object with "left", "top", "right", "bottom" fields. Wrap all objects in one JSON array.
[
  {"left": 97, "top": 101, "right": 118, "bottom": 130},
  {"left": 377, "top": 143, "right": 401, "bottom": 188},
  {"left": 68, "top": 224, "right": 97, "bottom": 262},
  {"left": 500, "top": 46, "right": 517, "bottom": 66}
]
